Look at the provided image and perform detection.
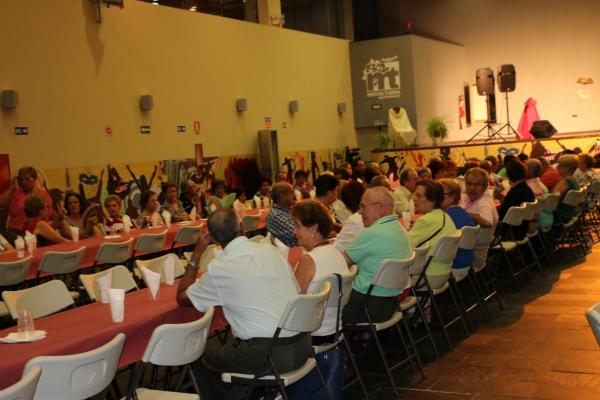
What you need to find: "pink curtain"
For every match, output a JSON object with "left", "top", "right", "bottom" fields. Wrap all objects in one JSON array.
[{"left": 517, "top": 97, "right": 539, "bottom": 139}]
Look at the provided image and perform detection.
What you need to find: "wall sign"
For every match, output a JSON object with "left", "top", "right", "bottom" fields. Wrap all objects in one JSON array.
[
  {"left": 177, "top": 125, "right": 186, "bottom": 133},
  {"left": 264, "top": 116, "right": 272, "bottom": 129},
  {"left": 14, "top": 126, "right": 28, "bottom": 136},
  {"left": 194, "top": 121, "right": 201, "bottom": 135},
  {"left": 104, "top": 125, "right": 113, "bottom": 137},
  {"left": 361, "top": 55, "right": 401, "bottom": 100},
  {"left": 140, "top": 125, "right": 151, "bottom": 134}
]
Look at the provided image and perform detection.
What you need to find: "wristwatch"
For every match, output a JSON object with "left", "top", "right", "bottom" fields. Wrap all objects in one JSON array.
[{"left": 187, "top": 260, "right": 199, "bottom": 269}]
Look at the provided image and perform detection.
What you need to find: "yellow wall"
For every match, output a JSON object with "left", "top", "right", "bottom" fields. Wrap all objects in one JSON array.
[{"left": 0, "top": 0, "right": 356, "bottom": 170}]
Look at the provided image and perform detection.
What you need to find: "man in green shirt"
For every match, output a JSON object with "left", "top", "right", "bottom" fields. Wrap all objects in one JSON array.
[{"left": 342, "top": 187, "right": 413, "bottom": 324}]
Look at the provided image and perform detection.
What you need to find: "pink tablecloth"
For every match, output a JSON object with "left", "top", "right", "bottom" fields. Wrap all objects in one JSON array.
[
  {"left": 0, "top": 284, "right": 227, "bottom": 390},
  {"left": 0, "top": 222, "right": 205, "bottom": 280}
]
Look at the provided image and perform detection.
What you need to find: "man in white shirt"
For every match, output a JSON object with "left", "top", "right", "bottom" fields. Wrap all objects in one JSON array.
[
  {"left": 177, "top": 209, "right": 310, "bottom": 400},
  {"left": 393, "top": 168, "right": 417, "bottom": 214}
]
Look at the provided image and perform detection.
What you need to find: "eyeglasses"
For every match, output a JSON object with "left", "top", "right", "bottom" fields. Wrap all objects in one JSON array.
[{"left": 359, "top": 202, "right": 380, "bottom": 209}]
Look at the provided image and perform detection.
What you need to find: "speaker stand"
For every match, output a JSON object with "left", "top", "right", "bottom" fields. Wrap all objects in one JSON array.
[
  {"left": 494, "top": 91, "right": 519, "bottom": 139},
  {"left": 466, "top": 95, "right": 505, "bottom": 144}
]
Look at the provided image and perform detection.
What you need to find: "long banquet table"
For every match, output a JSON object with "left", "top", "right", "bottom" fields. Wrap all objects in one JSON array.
[{"left": 0, "top": 283, "right": 228, "bottom": 390}]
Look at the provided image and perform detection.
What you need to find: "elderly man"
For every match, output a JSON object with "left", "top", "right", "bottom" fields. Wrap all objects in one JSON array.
[
  {"left": 459, "top": 167, "right": 498, "bottom": 228},
  {"left": 342, "top": 187, "right": 413, "bottom": 324},
  {"left": 177, "top": 209, "right": 309, "bottom": 400},
  {"left": 266, "top": 181, "right": 297, "bottom": 247},
  {"left": 393, "top": 168, "right": 418, "bottom": 214},
  {"left": 524, "top": 159, "right": 548, "bottom": 197}
]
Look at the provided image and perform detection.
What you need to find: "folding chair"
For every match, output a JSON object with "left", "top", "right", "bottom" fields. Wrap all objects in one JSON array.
[
  {"left": 472, "top": 226, "right": 504, "bottom": 314},
  {"left": 131, "top": 231, "right": 168, "bottom": 259},
  {"left": 126, "top": 308, "right": 214, "bottom": 399},
  {"left": 3, "top": 280, "right": 75, "bottom": 320},
  {"left": 135, "top": 253, "right": 185, "bottom": 284},
  {"left": 221, "top": 282, "right": 332, "bottom": 400},
  {"left": 36, "top": 246, "right": 86, "bottom": 300},
  {"left": 243, "top": 215, "right": 261, "bottom": 233},
  {"left": 79, "top": 265, "right": 138, "bottom": 302},
  {"left": 0, "top": 365, "right": 41, "bottom": 400},
  {"left": 0, "top": 256, "right": 34, "bottom": 318},
  {"left": 24, "top": 333, "right": 125, "bottom": 400},
  {"left": 585, "top": 301, "right": 600, "bottom": 347},
  {"left": 93, "top": 238, "right": 133, "bottom": 270},
  {"left": 171, "top": 225, "right": 201, "bottom": 253}
]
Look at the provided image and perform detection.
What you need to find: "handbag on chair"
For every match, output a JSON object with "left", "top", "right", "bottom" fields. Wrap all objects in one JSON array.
[{"left": 287, "top": 274, "right": 345, "bottom": 400}]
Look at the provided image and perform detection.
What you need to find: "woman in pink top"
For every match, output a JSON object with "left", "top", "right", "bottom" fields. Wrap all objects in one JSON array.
[{"left": 0, "top": 166, "right": 53, "bottom": 243}]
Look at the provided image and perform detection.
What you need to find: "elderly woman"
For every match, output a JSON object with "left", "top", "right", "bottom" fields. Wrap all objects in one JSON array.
[
  {"left": 459, "top": 167, "right": 498, "bottom": 228},
  {"left": 554, "top": 155, "right": 580, "bottom": 223},
  {"left": 103, "top": 195, "right": 133, "bottom": 233},
  {"left": 292, "top": 200, "right": 348, "bottom": 345},
  {"left": 161, "top": 183, "right": 189, "bottom": 222},
  {"left": 498, "top": 161, "right": 535, "bottom": 240},
  {"left": 409, "top": 179, "right": 457, "bottom": 288},
  {"left": 136, "top": 190, "right": 164, "bottom": 228},
  {"left": 333, "top": 181, "right": 366, "bottom": 252},
  {"left": 524, "top": 159, "right": 549, "bottom": 197},
  {"left": 0, "top": 166, "right": 54, "bottom": 242},
  {"left": 575, "top": 153, "right": 599, "bottom": 185},
  {"left": 439, "top": 178, "right": 476, "bottom": 270},
  {"left": 23, "top": 194, "right": 71, "bottom": 246}
]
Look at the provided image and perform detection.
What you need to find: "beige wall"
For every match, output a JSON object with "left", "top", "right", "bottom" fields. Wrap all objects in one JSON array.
[
  {"left": 377, "top": 0, "right": 600, "bottom": 142},
  {"left": 0, "top": 0, "right": 356, "bottom": 171}
]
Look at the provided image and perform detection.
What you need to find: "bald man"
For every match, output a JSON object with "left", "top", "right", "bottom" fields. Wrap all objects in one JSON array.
[{"left": 342, "top": 187, "right": 413, "bottom": 324}]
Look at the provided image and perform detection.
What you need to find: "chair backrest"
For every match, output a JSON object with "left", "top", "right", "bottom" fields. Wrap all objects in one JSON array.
[
  {"left": 312, "top": 264, "right": 358, "bottom": 308},
  {"left": 585, "top": 302, "right": 600, "bottom": 347},
  {"left": 24, "top": 333, "right": 125, "bottom": 400},
  {"left": 199, "top": 244, "right": 221, "bottom": 273},
  {"left": 142, "top": 307, "right": 214, "bottom": 366},
  {"left": 563, "top": 189, "right": 583, "bottom": 207},
  {"left": 0, "top": 256, "right": 33, "bottom": 287},
  {"left": 409, "top": 243, "right": 431, "bottom": 277},
  {"left": 173, "top": 226, "right": 201, "bottom": 246},
  {"left": 278, "top": 281, "right": 331, "bottom": 334},
  {"left": 2, "top": 280, "right": 74, "bottom": 320},
  {"left": 543, "top": 192, "right": 561, "bottom": 212},
  {"left": 38, "top": 246, "right": 86, "bottom": 275},
  {"left": 242, "top": 215, "right": 260, "bottom": 232},
  {"left": 0, "top": 365, "right": 41, "bottom": 400},
  {"left": 533, "top": 196, "right": 545, "bottom": 217},
  {"left": 473, "top": 226, "right": 496, "bottom": 271},
  {"left": 136, "top": 253, "right": 185, "bottom": 284},
  {"left": 431, "top": 230, "right": 462, "bottom": 264},
  {"left": 521, "top": 200, "right": 538, "bottom": 222},
  {"left": 134, "top": 231, "right": 167, "bottom": 254},
  {"left": 95, "top": 238, "right": 133, "bottom": 264},
  {"left": 458, "top": 225, "right": 480, "bottom": 252},
  {"left": 249, "top": 234, "right": 265, "bottom": 243},
  {"left": 588, "top": 180, "right": 600, "bottom": 195},
  {"left": 79, "top": 265, "right": 138, "bottom": 302},
  {"left": 371, "top": 253, "right": 416, "bottom": 291},
  {"left": 502, "top": 204, "right": 525, "bottom": 226}
]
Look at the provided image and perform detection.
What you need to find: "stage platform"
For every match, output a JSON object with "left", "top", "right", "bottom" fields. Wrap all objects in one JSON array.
[{"left": 371, "top": 131, "right": 600, "bottom": 170}]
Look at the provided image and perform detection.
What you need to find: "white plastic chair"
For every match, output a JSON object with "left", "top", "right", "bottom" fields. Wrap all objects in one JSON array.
[
  {"left": 221, "top": 283, "right": 332, "bottom": 398},
  {"left": 171, "top": 226, "right": 201, "bottom": 250},
  {"left": 79, "top": 265, "right": 138, "bottom": 302},
  {"left": 24, "top": 333, "right": 125, "bottom": 400},
  {"left": 132, "top": 231, "right": 168, "bottom": 258},
  {"left": 127, "top": 308, "right": 215, "bottom": 399},
  {"left": 135, "top": 253, "right": 185, "bottom": 284},
  {"left": 36, "top": 246, "right": 86, "bottom": 278},
  {"left": 93, "top": 238, "right": 133, "bottom": 267},
  {"left": 0, "top": 365, "right": 41, "bottom": 400},
  {"left": 0, "top": 256, "right": 34, "bottom": 319},
  {"left": 347, "top": 254, "right": 423, "bottom": 397},
  {"left": 198, "top": 244, "right": 222, "bottom": 273},
  {"left": 585, "top": 302, "right": 600, "bottom": 347},
  {"left": 242, "top": 215, "right": 261, "bottom": 232},
  {"left": 2, "top": 280, "right": 75, "bottom": 320}
]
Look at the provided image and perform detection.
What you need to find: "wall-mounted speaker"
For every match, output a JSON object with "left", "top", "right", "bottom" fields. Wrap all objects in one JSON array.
[
  {"left": 289, "top": 100, "right": 299, "bottom": 113},
  {"left": 530, "top": 120, "right": 557, "bottom": 139},
  {"left": 236, "top": 98, "right": 247, "bottom": 112},
  {"left": 498, "top": 64, "right": 516, "bottom": 92},
  {"left": 1, "top": 90, "right": 18, "bottom": 109},
  {"left": 476, "top": 68, "right": 494, "bottom": 96},
  {"left": 337, "top": 102, "right": 346, "bottom": 114},
  {"left": 139, "top": 95, "right": 153, "bottom": 111}
]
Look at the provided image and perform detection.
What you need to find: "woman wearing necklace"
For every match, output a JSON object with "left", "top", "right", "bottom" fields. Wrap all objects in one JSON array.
[
  {"left": 161, "top": 184, "right": 189, "bottom": 222},
  {"left": 292, "top": 200, "right": 348, "bottom": 345}
]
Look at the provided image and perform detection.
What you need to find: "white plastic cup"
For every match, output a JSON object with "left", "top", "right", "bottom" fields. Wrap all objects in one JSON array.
[
  {"left": 71, "top": 226, "right": 79, "bottom": 243},
  {"left": 107, "top": 288, "right": 125, "bottom": 323},
  {"left": 402, "top": 211, "right": 412, "bottom": 230},
  {"left": 15, "top": 236, "right": 25, "bottom": 258},
  {"left": 17, "top": 309, "right": 35, "bottom": 338}
]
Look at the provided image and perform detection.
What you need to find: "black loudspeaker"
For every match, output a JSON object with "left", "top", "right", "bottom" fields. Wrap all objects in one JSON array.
[
  {"left": 498, "top": 64, "right": 516, "bottom": 92},
  {"left": 530, "top": 120, "right": 557, "bottom": 138},
  {"left": 476, "top": 68, "right": 494, "bottom": 95}
]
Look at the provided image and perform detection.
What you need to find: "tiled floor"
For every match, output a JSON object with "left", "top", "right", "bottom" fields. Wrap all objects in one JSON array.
[{"left": 346, "top": 247, "right": 600, "bottom": 399}]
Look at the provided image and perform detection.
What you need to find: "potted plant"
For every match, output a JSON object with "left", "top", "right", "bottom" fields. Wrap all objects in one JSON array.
[
  {"left": 426, "top": 116, "right": 449, "bottom": 144},
  {"left": 376, "top": 131, "right": 392, "bottom": 150}
]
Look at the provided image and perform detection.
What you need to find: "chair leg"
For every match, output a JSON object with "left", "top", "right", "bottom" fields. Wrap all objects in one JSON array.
[
  {"left": 185, "top": 364, "right": 202, "bottom": 395},
  {"left": 467, "top": 269, "right": 490, "bottom": 320},
  {"left": 447, "top": 283, "right": 471, "bottom": 337},
  {"left": 369, "top": 324, "right": 399, "bottom": 398},
  {"left": 429, "top": 293, "right": 453, "bottom": 350},
  {"left": 449, "top": 276, "right": 474, "bottom": 332},
  {"left": 313, "top": 357, "right": 334, "bottom": 400},
  {"left": 342, "top": 336, "right": 369, "bottom": 399},
  {"left": 399, "top": 317, "right": 425, "bottom": 379},
  {"left": 268, "top": 356, "right": 289, "bottom": 400}
]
